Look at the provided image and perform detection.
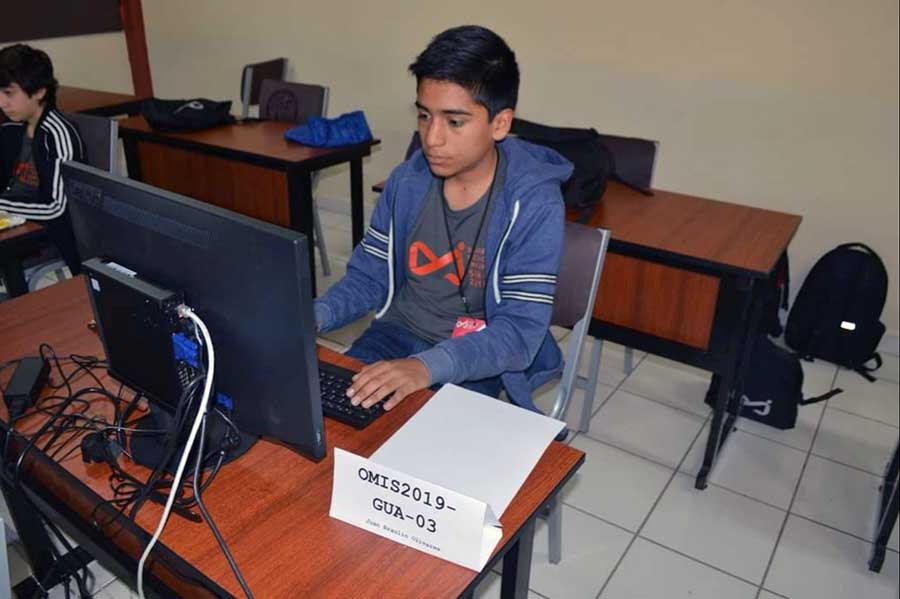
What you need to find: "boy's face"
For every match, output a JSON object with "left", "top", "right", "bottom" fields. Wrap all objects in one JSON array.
[
  {"left": 415, "top": 78, "right": 512, "bottom": 182},
  {"left": 0, "top": 82, "right": 45, "bottom": 123}
]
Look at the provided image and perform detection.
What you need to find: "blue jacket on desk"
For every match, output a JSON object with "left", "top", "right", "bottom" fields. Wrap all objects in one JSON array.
[{"left": 314, "top": 136, "right": 573, "bottom": 412}]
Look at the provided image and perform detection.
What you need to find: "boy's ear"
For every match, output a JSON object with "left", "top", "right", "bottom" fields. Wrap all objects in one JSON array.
[
  {"left": 32, "top": 87, "right": 47, "bottom": 104},
  {"left": 490, "top": 108, "right": 514, "bottom": 142}
]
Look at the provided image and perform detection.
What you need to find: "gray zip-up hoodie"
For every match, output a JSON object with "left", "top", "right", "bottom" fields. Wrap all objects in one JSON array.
[{"left": 315, "top": 136, "right": 572, "bottom": 412}]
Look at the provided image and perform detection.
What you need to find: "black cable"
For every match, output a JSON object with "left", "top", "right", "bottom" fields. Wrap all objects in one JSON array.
[
  {"left": 193, "top": 411, "right": 254, "bottom": 599},
  {"left": 39, "top": 344, "right": 103, "bottom": 394},
  {"left": 127, "top": 375, "right": 205, "bottom": 520},
  {"left": 40, "top": 516, "right": 93, "bottom": 598}
]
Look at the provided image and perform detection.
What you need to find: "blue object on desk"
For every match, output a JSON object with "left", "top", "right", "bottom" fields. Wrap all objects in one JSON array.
[{"left": 284, "top": 110, "right": 372, "bottom": 147}]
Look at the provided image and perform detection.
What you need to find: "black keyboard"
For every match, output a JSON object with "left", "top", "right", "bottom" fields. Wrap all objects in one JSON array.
[{"left": 318, "top": 361, "right": 385, "bottom": 429}]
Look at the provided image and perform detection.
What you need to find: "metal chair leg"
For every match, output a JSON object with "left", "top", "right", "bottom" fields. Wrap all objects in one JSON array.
[
  {"left": 623, "top": 346, "right": 635, "bottom": 374},
  {"left": 312, "top": 201, "right": 331, "bottom": 277},
  {"left": 578, "top": 338, "right": 604, "bottom": 432},
  {"left": 547, "top": 495, "right": 562, "bottom": 564}
]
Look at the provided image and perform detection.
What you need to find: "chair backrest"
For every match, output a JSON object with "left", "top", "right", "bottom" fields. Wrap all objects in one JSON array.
[
  {"left": 240, "top": 57, "right": 288, "bottom": 119},
  {"left": 258, "top": 79, "right": 328, "bottom": 124},
  {"left": 62, "top": 112, "right": 118, "bottom": 173},
  {"left": 597, "top": 133, "right": 658, "bottom": 189},
  {"left": 402, "top": 128, "right": 657, "bottom": 189},
  {"left": 549, "top": 223, "right": 611, "bottom": 419}
]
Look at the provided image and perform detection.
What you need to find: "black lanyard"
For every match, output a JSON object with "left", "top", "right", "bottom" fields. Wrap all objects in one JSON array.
[{"left": 440, "top": 147, "right": 499, "bottom": 315}]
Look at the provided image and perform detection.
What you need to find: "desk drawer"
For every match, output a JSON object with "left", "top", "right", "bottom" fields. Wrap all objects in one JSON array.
[
  {"left": 593, "top": 253, "right": 719, "bottom": 351},
  {"left": 135, "top": 141, "right": 291, "bottom": 227}
]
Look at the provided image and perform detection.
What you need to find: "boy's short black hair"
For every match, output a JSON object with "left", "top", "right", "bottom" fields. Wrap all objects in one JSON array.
[
  {"left": 0, "top": 44, "right": 58, "bottom": 106},
  {"left": 409, "top": 25, "right": 519, "bottom": 120}
]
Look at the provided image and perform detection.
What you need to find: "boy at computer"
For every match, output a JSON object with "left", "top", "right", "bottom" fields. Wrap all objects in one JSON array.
[
  {"left": 1, "top": 43, "right": 84, "bottom": 275},
  {"left": 315, "top": 25, "right": 572, "bottom": 413}
]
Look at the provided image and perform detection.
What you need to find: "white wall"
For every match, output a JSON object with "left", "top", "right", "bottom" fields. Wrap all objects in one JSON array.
[
  {"left": 8, "top": 32, "right": 133, "bottom": 94},
  {"left": 19, "top": 2, "right": 900, "bottom": 333}
]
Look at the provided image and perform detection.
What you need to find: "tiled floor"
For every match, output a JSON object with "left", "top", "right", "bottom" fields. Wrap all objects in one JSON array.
[{"left": 4, "top": 204, "right": 899, "bottom": 598}]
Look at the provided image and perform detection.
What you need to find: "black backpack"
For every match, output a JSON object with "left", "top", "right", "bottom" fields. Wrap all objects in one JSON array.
[
  {"left": 509, "top": 119, "right": 652, "bottom": 210},
  {"left": 705, "top": 335, "right": 841, "bottom": 430},
  {"left": 785, "top": 243, "right": 888, "bottom": 380},
  {"left": 141, "top": 98, "right": 235, "bottom": 132}
]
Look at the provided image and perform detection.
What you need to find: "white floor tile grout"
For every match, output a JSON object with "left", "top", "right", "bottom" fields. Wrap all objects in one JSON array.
[
  {"left": 752, "top": 358, "right": 839, "bottom": 598},
  {"left": 636, "top": 535, "right": 769, "bottom": 591},
  {"left": 574, "top": 431, "right": 679, "bottom": 476},
  {"left": 592, "top": 409, "right": 713, "bottom": 599},
  {"left": 787, "top": 511, "right": 900, "bottom": 553},
  {"left": 825, "top": 404, "right": 900, "bottom": 430},
  {"left": 806, "top": 449, "right": 896, "bottom": 479}
]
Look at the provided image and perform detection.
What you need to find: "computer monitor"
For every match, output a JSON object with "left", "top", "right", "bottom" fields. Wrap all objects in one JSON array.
[{"left": 62, "top": 161, "right": 326, "bottom": 461}]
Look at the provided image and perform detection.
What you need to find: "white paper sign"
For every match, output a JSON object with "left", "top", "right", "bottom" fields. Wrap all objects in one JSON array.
[
  {"left": 330, "top": 448, "right": 502, "bottom": 571},
  {"left": 372, "top": 384, "right": 566, "bottom": 518}
]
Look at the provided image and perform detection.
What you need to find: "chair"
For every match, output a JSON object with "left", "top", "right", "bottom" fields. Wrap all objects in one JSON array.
[
  {"left": 596, "top": 133, "right": 658, "bottom": 190},
  {"left": 25, "top": 112, "right": 119, "bottom": 291},
  {"left": 258, "top": 79, "right": 333, "bottom": 276},
  {"left": 509, "top": 118, "right": 657, "bottom": 378},
  {"left": 240, "top": 57, "right": 288, "bottom": 119},
  {"left": 544, "top": 223, "right": 611, "bottom": 564}
]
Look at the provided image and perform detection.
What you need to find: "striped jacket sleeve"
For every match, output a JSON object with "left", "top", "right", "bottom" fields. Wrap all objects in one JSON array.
[{"left": 0, "top": 111, "right": 83, "bottom": 220}]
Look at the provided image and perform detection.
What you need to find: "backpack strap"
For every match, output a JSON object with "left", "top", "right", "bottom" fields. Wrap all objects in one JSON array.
[
  {"left": 799, "top": 388, "right": 843, "bottom": 406},
  {"left": 853, "top": 352, "right": 883, "bottom": 382}
]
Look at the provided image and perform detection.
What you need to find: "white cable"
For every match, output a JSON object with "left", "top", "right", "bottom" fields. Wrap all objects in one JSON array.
[{"left": 137, "top": 305, "right": 214, "bottom": 599}]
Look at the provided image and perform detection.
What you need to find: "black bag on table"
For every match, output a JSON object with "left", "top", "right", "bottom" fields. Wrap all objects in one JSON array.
[
  {"left": 785, "top": 243, "right": 888, "bottom": 381},
  {"left": 705, "top": 335, "right": 841, "bottom": 430},
  {"left": 510, "top": 118, "right": 651, "bottom": 210},
  {"left": 141, "top": 98, "right": 235, "bottom": 132}
]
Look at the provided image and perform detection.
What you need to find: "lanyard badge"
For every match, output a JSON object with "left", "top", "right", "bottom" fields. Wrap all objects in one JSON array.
[{"left": 441, "top": 148, "right": 499, "bottom": 328}]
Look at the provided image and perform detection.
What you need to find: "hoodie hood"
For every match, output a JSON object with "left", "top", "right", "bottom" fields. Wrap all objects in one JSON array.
[
  {"left": 406, "top": 135, "right": 573, "bottom": 211},
  {"left": 495, "top": 135, "right": 573, "bottom": 201}
]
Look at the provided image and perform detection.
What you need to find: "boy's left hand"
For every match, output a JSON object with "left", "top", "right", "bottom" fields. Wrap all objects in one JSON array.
[{"left": 347, "top": 358, "right": 431, "bottom": 411}]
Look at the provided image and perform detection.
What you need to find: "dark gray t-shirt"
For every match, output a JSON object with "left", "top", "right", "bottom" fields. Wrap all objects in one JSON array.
[
  {"left": 383, "top": 151, "right": 506, "bottom": 344},
  {"left": 2, "top": 138, "right": 40, "bottom": 201}
]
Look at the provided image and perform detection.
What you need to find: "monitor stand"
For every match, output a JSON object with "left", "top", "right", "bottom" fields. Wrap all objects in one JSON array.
[{"left": 129, "top": 405, "right": 256, "bottom": 473}]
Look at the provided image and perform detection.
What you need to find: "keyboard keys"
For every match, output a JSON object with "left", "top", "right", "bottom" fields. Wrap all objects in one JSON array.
[{"left": 317, "top": 361, "right": 384, "bottom": 429}]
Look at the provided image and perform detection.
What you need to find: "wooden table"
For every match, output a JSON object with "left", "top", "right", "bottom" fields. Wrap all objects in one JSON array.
[
  {"left": 57, "top": 86, "right": 144, "bottom": 117},
  {"left": 0, "top": 277, "right": 583, "bottom": 598},
  {"left": 117, "top": 117, "right": 380, "bottom": 296},
  {"left": 571, "top": 181, "right": 801, "bottom": 488}
]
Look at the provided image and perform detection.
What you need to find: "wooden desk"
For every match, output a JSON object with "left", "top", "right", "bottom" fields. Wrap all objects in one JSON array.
[
  {"left": 57, "top": 86, "right": 143, "bottom": 117},
  {"left": 0, "top": 222, "right": 47, "bottom": 298},
  {"left": 572, "top": 181, "right": 801, "bottom": 488},
  {"left": 0, "top": 277, "right": 583, "bottom": 598},
  {"left": 117, "top": 117, "right": 380, "bottom": 296}
]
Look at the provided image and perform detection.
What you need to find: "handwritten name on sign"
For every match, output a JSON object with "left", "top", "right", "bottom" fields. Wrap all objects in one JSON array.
[{"left": 330, "top": 448, "right": 502, "bottom": 571}]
